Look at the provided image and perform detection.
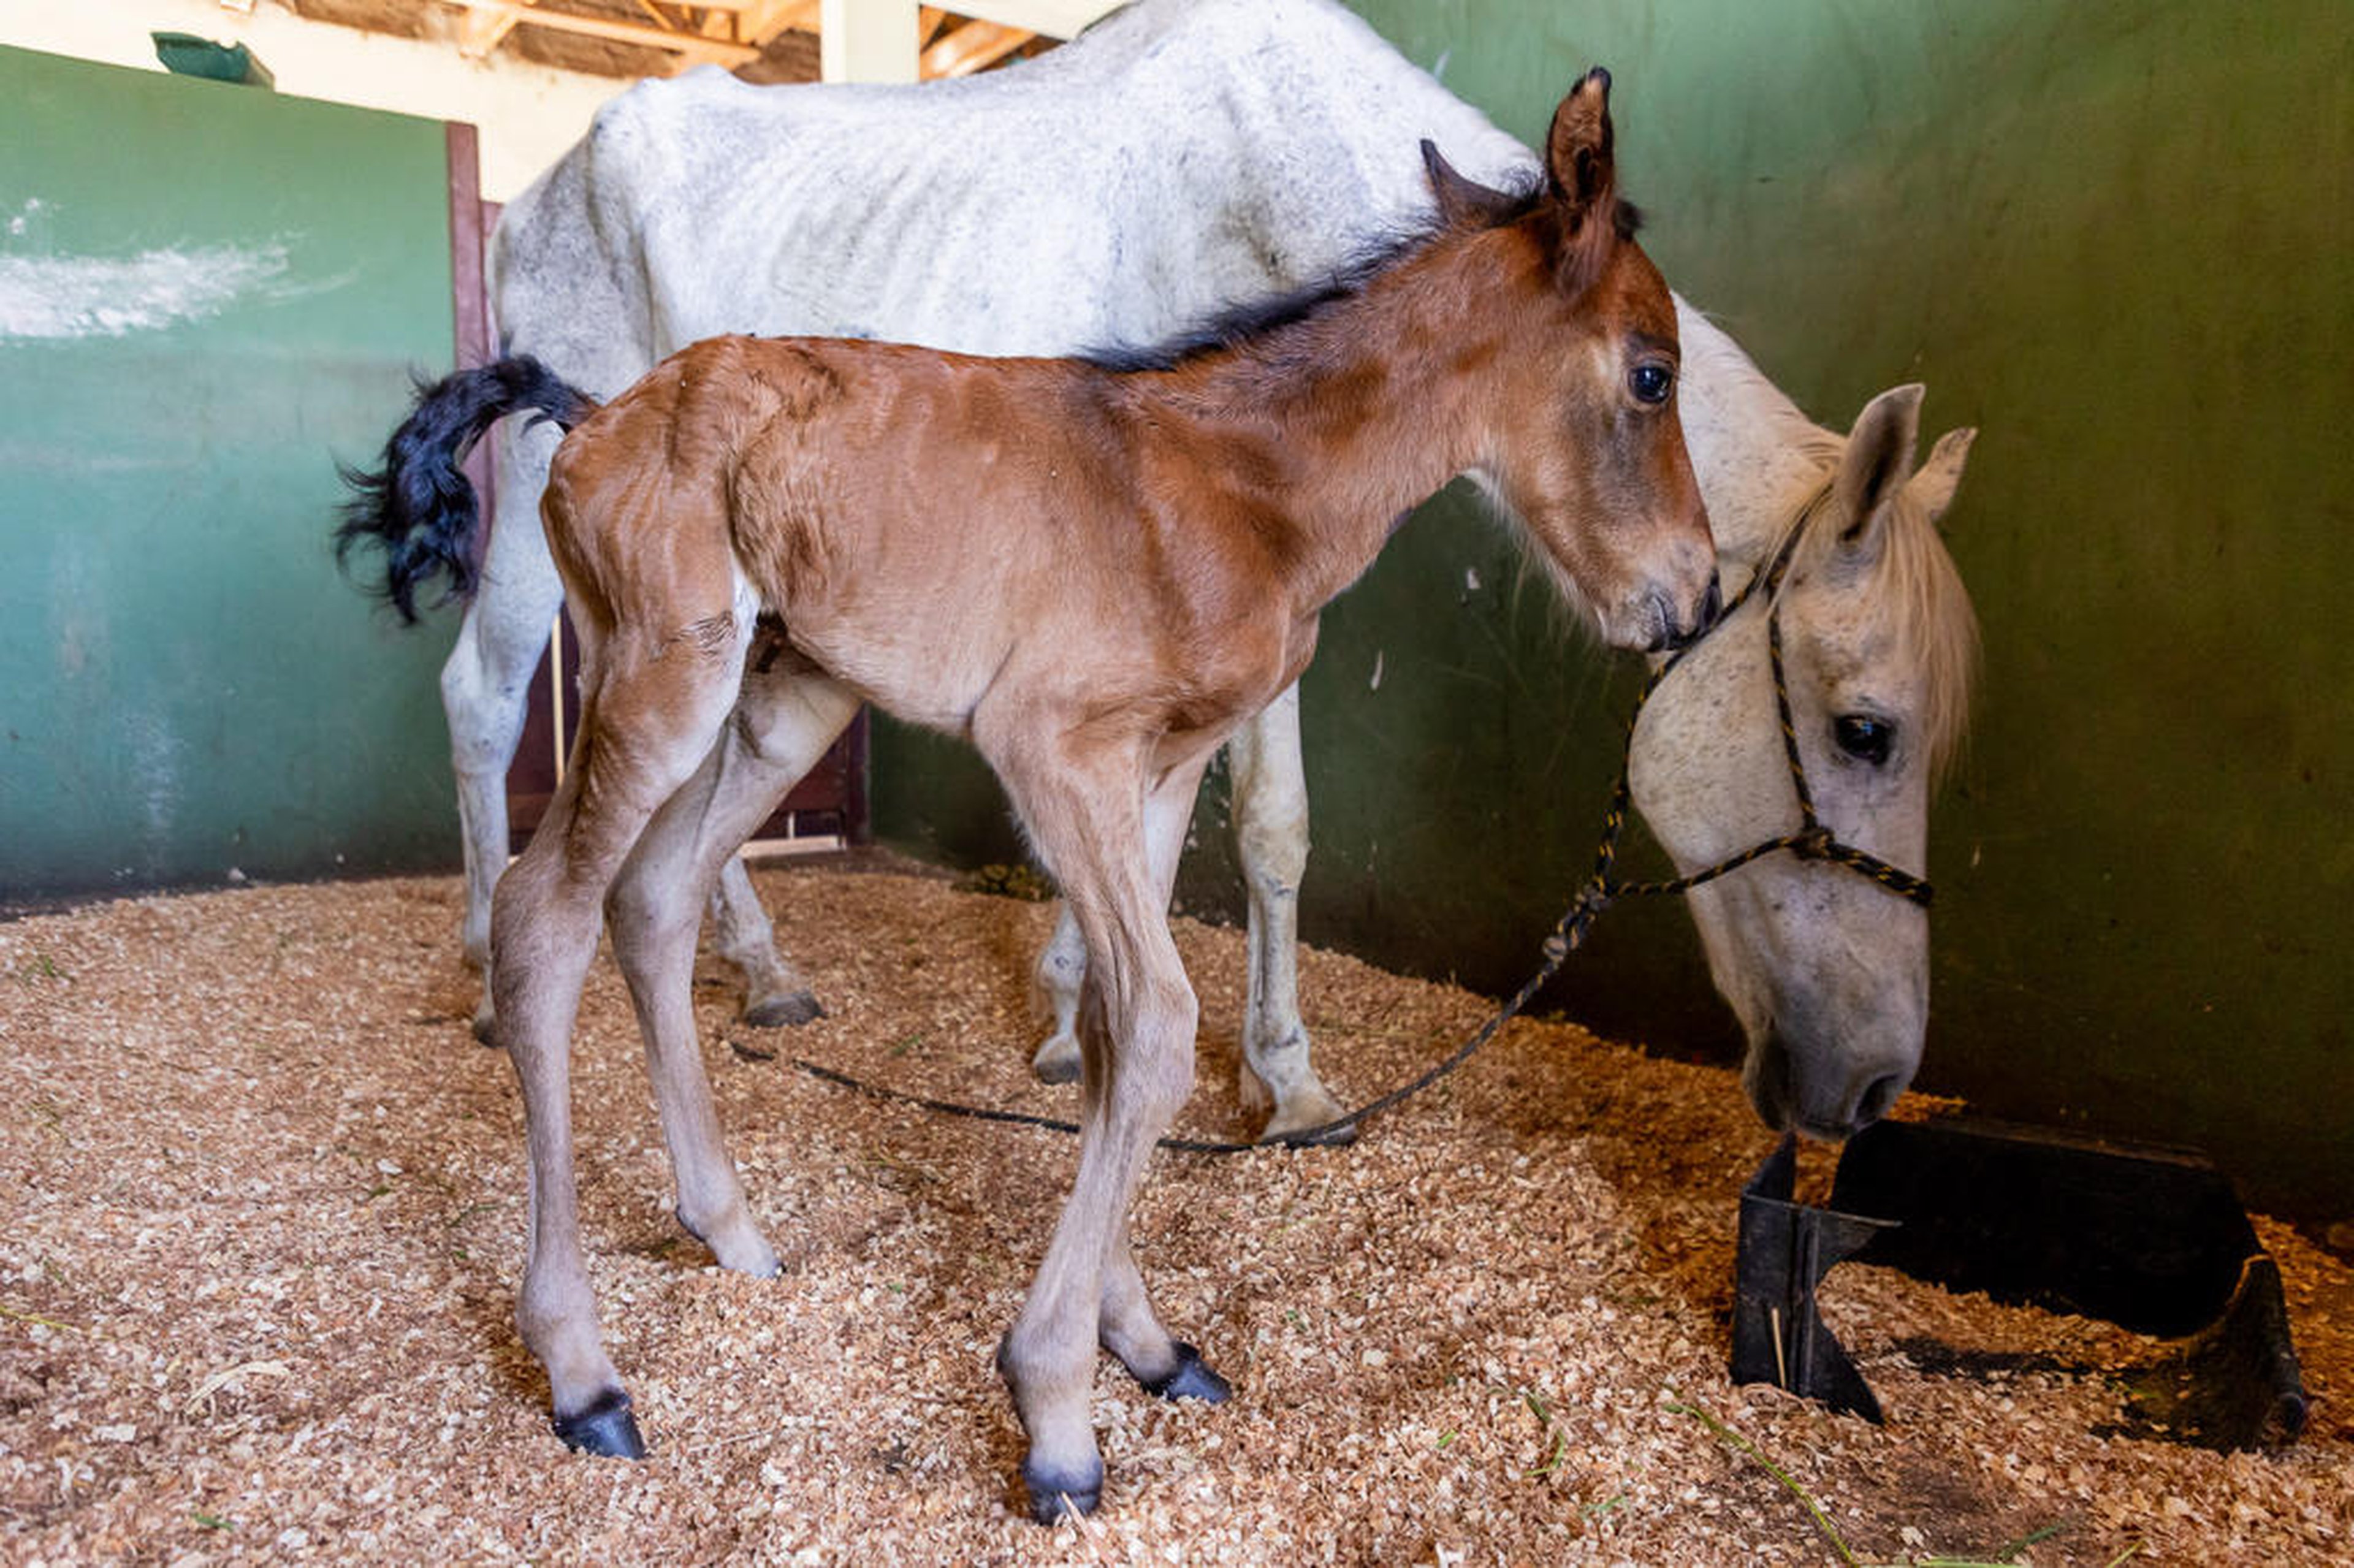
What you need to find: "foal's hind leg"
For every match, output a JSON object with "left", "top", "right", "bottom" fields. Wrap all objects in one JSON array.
[
  {"left": 604, "top": 669, "right": 859, "bottom": 1276},
  {"left": 1227, "top": 684, "right": 1349, "bottom": 1143},
  {"left": 494, "top": 615, "right": 748, "bottom": 1458}
]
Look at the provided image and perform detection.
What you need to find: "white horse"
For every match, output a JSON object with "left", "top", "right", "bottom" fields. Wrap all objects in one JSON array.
[
  {"left": 419, "top": 0, "right": 1529, "bottom": 1039},
  {"left": 1034, "top": 294, "right": 1981, "bottom": 1141}
]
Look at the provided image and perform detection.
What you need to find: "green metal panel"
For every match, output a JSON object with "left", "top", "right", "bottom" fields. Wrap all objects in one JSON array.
[
  {"left": 0, "top": 46, "right": 461, "bottom": 896},
  {"left": 1324, "top": 0, "right": 2354, "bottom": 1217},
  {"left": 878, "top": 2, "right": 2354, "bottom": 1217}
]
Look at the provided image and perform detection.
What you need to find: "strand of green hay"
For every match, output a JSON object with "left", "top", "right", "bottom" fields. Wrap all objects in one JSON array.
[
  {"left": 0, "top": 1301, "right": 76, "bottom": 1333},
  {"left": 1664, "top": 1395, "right": 1861, "bottom": 1567}
]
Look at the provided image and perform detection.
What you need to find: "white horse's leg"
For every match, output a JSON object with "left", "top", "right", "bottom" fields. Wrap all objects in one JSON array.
[
  {"left": 495, "top": 617, "right": 749, "bottom": 1459},
  {"left": 1227, "top": 683, "right": 1350, "bottom": 1142},
  {"left": 448, "top": 418, "right": 567, "bottom": 1042},
  {"left": 605, "top": 666, "right": 861, "bottom": 1274},
  {"left": 706, "top": 855, "right": 826, "bottom": 1027},
  {"left": 1029, "top": 902, "right": 1087, "bottom": 1084},
  {"left": 992, "top": 747, "right": 1220, "bottom": 1522}
]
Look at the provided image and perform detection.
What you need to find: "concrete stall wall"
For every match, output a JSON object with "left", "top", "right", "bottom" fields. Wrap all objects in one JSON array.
[
  {"left": 872, "top": 0, "right": 2353, "bottom": 1218},
  {"left": 0, "top": 47, "right": 464, "bottom": 896}
]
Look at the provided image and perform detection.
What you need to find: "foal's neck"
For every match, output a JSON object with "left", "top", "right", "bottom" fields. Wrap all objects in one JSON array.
[{"left": 1138, "top": 227, "right": 1529, "bottom": 611}]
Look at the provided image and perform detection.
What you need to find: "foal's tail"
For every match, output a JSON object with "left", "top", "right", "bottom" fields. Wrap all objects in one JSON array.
[{"left": 334, "top": 354, "right": 598, "bottom": 624}]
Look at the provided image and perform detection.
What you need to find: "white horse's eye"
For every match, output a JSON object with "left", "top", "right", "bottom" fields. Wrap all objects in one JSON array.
[{"left": 1834, "top": 715, "right": 1895, "bottom": 766}]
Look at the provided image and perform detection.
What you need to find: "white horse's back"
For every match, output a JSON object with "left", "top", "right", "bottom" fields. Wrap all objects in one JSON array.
[{"left": 491, "top": 0, "right": 1531, "bottom": 378}]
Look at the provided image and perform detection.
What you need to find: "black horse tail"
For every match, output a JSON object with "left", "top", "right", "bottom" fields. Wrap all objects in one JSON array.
[{"left": 335, "top": 354, "right": 598, "bottom": 625}]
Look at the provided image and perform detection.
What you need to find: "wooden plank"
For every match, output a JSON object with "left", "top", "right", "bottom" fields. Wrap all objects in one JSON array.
[
  {"left": 455, "top": 0, "right": 536, "bottom": 57},
  {"left": 442, "top": 0, "right": 760, "bottom": 66},
  {"left": 951, "top": 0, "right": 1118, "bottom": 41},
  {"left": 921, "top": 18, "right": 1030, "bottom": 78},
  {"left": 735, "top": 1, "right": 822, "bottom": 45}
]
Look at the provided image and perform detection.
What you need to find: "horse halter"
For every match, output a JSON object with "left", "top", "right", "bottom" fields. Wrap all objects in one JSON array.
[{"left": 1543, "top": 481, "right": 1935, "bottom": 974}]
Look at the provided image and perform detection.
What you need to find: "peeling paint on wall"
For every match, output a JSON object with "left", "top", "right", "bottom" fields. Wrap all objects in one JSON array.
[{"left": 0, "top": 204, "right": 307, "bottom": 340}]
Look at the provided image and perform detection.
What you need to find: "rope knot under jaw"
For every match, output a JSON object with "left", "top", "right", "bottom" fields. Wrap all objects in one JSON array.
[{"left": 1789, "top": 826, "right": 1837, "bottom": 862}]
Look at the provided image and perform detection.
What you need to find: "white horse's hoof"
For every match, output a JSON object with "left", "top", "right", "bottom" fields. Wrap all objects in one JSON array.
[
  {"left": 741, "top": 988, "right": 825, "bottom": 1029},
  {"left": 1031, "top": 1033, "right": 1081, "bottom": 1086},
  {"left": 1258, "top": 1083, "right": 1355, "bottom": 1147}
]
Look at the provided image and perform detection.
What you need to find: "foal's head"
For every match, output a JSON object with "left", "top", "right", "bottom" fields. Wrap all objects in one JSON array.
[{"left": 1434, "top": 70, "right": 1718, "bottom": 652}]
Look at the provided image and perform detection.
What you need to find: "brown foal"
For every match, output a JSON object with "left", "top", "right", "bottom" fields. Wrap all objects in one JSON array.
[{"left": 346, "top": 68, "right": 1715, "bottom": 1520}]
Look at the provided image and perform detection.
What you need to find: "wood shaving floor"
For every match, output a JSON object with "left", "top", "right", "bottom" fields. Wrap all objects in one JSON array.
[{"left": 1, "top": 859, "right": 2347, "bottom": 1564}]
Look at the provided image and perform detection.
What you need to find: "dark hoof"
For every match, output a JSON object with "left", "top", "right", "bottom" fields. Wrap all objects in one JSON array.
[
  {"left": 1137, "top": 1341, "right": 1231, "bottom": 1404},
  {"left": 471, "top": 1014, "right": 500, "bottom": 1049},
  {"left": 552, "top": 1388, "right": 646, "bottom": 1459},
  {"left": 742, "top": 989, "right": 825, "bottom": 1029},
  {"left": 1031, "top": 1051, "right": 1081, "bottom": 1086},
  {"left": 1020, "top": 1458, "right": 1103, "bottom": 1524}
]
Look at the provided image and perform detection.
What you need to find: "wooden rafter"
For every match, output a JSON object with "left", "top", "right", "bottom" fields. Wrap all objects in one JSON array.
[
  {"left": 920, "top": 18, "right": 1029, "bottom": 79},
  {"left": 430, "top": 0, "right": 1092, "bottom": 80},
  {"left": 441, "top": 0, "right": 760, "bottom": 67},
  {"left": 455, "top": 0, "right": 536, "bottom": 56}
]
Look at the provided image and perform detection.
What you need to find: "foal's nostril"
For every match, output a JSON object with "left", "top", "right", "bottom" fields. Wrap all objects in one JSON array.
[{"left": 1650, "top": 573, "right": 1721, "bottom": 653}]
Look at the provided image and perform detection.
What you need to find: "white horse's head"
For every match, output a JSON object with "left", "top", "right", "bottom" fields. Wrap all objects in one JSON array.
[{"left": 1629, "top": 379, "right": 1978, "bottom": 1140}]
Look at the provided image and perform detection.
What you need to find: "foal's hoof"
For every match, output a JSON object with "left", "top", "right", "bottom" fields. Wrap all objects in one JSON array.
[
  {"left": 552, "top": 1388, "right": 646, "bottom": 1460},
  {"left": 741, "top": 989, "right": 826, "bottom": 1029},
  {"left": 1137, "top": 1342, "right": 1232, "bottom": 1404},
  {"left": 1019, "top": 1457, "right": 1104, "bottom": 1524}
]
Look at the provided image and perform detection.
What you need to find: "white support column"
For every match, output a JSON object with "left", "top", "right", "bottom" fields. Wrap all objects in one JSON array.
[{"left": 820, "top": 0, "right": 919, "bottom": 84}]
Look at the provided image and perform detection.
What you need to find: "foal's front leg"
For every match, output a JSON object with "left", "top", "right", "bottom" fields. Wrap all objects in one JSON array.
[
  {"left": 1034, "top": 685, "right": 1345, "bottom": 1144},
  {"left": 994, "top": 753, "right": 1223, "bottom": 1521}
]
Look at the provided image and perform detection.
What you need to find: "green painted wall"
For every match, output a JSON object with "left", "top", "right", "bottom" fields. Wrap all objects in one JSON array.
[
  {"left": 0, "top": 47, "right": 462, "bottom": 897},
  {"left": 874, "top": 2, "right": 2353, "bottom": 1218}
]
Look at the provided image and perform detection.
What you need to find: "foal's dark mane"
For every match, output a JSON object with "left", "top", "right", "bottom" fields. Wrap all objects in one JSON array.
[{"left": 1082, "top": 172, "right": 1622, "bottom": 376}]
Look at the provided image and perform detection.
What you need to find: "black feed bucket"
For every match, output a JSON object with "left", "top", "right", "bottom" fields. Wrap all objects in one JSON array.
[{"left": 1733, "top": 1117, "right": 2309, "bottom": 1450}]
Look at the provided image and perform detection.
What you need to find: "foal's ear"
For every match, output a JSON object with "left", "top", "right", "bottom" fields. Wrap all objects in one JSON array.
[
  {"left": 1420, "top": 139, "right": 1518, "bottom": 227},
  {"left": 1835, "top": 384, "right": 1925, "bottom": 557},
  {"left": 1906, "top": 427, "right": 1977, "bottom": 530},
  {"left": 1545, "top": 67, "right": 1621, "bottom": 295}
]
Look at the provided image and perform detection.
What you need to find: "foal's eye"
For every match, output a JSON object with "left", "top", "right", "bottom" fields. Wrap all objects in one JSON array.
[
  {"left": 1834, "top": 715, "right": 1895, "bottom": 766},
  {"left": 1629, "top": 362, "right": 1675, "bottom": 405}
]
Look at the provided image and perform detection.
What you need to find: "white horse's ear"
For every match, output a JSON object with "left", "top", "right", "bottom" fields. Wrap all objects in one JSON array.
[
  {"left": 1835, "top": 383, "right": 1924, "bottom": 558},
  {"left": 1906, "top": 427, "right": 1976, "bottom": 530}
]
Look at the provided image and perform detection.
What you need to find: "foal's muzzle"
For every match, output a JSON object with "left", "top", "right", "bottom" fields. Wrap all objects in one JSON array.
[{"left": 1648, "top": 571, "right": 1724, "bottom": 653}]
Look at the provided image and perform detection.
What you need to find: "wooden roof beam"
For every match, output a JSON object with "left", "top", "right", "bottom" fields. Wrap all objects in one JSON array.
[
  {"left": 441, "top": 0, "right": 761, "bottom": 67},
  {"left": 921, "top": 18, "right": 1030, "bottom": 79}
]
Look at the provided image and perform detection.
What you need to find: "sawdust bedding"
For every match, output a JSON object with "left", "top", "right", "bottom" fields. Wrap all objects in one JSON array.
[{"left": 0, "top": 858, "right": 2347, "bottom": 1566}]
